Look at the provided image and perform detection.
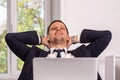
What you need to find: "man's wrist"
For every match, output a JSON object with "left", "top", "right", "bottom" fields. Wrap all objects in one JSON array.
[
  {"left": 71, "top": 35, "right": 78, "bottom": 44},
  {"left": 41, "top": 37, "right": 45, "bottom": 45},
  {"left": 40, "top": 36, "right": 42, "bottom": 45}
]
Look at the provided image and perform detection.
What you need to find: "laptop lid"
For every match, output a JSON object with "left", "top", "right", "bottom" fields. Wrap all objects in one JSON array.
[{"left": 33, "top": 58, "right": 97, "bottom": 80}]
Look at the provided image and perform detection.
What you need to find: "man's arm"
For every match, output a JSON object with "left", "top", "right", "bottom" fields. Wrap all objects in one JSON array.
[
  {"left": 5, "top": 31, "right": 40, "bottom": 61},
  {"left": 81, "top": 29, "right": 112, "bottom": 57},
  {"left": 71, "top": 29, "right": 112, "bottom": 57}
]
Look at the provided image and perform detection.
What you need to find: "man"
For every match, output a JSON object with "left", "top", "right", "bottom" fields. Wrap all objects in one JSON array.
[{"left": 5, "top": 20, "right": 112, "bottom": 80}]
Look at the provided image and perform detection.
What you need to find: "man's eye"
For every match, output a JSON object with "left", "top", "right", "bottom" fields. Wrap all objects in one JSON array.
[
  {"left": 51, "top": 28, "right": 57, "bottom": 30},
  {"left": 61, "top": 28, "right": 65, "bottom": 30}
]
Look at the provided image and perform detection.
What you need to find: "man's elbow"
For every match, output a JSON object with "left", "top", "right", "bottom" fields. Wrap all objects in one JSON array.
[
  {"left": 5, "top": 33, "right": 13, "bottom": 43},
  {"left": 105, "top": 30, "right": 112, "bottom": 42}
]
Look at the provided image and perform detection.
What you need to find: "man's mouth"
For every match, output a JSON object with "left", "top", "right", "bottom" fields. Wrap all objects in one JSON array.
[{"left": 55, "top": 31, "right": 62, "bottom": 35}]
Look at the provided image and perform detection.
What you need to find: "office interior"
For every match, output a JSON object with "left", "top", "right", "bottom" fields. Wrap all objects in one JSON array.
[{"left": 0, "top": 0, "right": 120, "bottom": 80}]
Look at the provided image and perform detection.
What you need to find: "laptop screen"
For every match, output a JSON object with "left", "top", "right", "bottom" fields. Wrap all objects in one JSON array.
[{"left": 33, "top": 58, "right": 97, "bottom": 80}]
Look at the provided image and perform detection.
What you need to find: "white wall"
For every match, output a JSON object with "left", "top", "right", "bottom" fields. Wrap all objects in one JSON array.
[{"left": 52, "top": 0, "right": 120, "bottom": 80}]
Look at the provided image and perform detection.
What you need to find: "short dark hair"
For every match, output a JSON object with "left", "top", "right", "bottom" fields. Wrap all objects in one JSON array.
[{"left": 47, "top": 20, "right": 69, "bottom": 35}]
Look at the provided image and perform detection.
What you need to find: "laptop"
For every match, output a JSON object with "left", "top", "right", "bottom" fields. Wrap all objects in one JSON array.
[{"left": 33, "top": 58, "right": 98, "bottom": 80}]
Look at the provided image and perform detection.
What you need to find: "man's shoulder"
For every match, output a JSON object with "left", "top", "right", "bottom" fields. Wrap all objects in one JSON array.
[
  {"left": 68, "top": 44, "right": 91, "bottom": 57},
  {"left": 25, "top": 46, "right": 48, "bottom": 61}
]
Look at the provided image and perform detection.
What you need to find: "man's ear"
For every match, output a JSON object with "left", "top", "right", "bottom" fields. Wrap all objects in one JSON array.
[
  {"left": 46, "top": 35, "right": 50, "bottom": 43},
  {"left": 67, "top": 35, "right": 70, "bottom": 41},
  {"left": 66, "top": 35, "right": 72, "bottom": 48}
]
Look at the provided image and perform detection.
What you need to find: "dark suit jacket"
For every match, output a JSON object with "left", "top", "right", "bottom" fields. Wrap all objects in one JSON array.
[{"left": 5, "top": 29, "right": 112, "bottom": 80}]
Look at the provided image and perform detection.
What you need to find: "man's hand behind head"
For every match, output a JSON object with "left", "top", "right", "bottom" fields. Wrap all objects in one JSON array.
[{"left": 41, "top": 36, "right": 50, "bottom": 48}]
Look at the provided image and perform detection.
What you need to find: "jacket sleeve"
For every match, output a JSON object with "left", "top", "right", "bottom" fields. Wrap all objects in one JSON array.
[
  {"left": 80, "top": 29, "right": 112, "bottom": 57},
  {"left": 5, "top": 31, "right": 40, "bottom": 61}
]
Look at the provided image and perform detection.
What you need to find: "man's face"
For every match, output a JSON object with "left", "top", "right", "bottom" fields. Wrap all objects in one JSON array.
[{"left": 47, "top": 22, "right": 69, "bottom": 44}]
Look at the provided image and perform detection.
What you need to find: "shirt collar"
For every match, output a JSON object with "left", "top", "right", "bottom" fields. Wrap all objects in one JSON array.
[
  {"left": 50, "top": 48, "right": 67, "bottom": 54},
  {"left": 47, "top": 48, "right": 74, "bottom": 58}
]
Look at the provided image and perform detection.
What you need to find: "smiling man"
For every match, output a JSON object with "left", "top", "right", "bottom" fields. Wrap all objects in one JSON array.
[
  {"left": 5, "top": 20, "right": 112, "bottom": 80},
  {"left": 43, "top": 20, "right": 70, "bottom": 48}
]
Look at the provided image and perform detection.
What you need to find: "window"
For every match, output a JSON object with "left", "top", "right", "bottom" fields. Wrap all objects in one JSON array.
[
  {"left": 17, "top": 0, "right": 45, "bottom": 70},
  {"left": 0, "top": 0, "right": 51, "bottom": 78},
  {"left": 0, "top": 0, "right": 7, "bottom": 73}
]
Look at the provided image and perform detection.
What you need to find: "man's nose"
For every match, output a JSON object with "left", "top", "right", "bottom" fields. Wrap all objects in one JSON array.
[{"left": 57, "top": 27, "right": 61, "bottom": 31}]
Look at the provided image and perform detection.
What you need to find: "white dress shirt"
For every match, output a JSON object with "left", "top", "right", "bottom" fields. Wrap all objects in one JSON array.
[{"left": 46, "top": 48, "right": 75, "bottom": 58}]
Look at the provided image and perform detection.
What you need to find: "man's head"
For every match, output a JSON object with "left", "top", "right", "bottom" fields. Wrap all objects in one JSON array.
[
  {"left": 46, "top": 20, "right": 70, "bottom": 48},
  {"left": 47, "top": 20, "right": 69, "bottom": 35}
]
